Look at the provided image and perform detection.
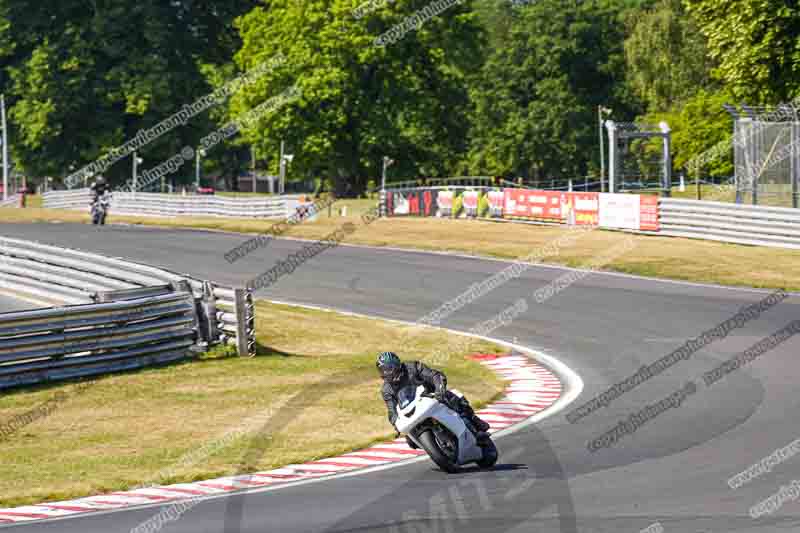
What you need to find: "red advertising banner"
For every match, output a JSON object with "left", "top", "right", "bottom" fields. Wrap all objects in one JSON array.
[
  {"left": 530, "top": 190, "right": 563, "bottom": 220},
  {"left": 503, "top": 189, "right": 561, "bottom": 220},
  {"left": 503, "top": 189, "right": 597, "bottom": 224},
  {"left": 503, "top": 188, "right": 526, "bottom": 218},
  {"left": 420, "top": 189, "right": 437, "bottom": 217},
  {"left": 562, "top": 192, "right": 599, "bottom": 226},
  {"left": 639, "top": 195, "right": 659, "bottom": 231},
  {"left": 408, "top": 192, "right": 421, "bottom": 216}
]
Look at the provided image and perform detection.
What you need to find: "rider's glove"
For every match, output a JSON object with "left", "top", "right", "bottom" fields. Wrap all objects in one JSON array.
[{"left": 434, "top": 384, "right": 446, "bottom": 403}]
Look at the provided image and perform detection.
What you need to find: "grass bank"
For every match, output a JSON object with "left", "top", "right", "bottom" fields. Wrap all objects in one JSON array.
[{"left": 0, "top": 300, "right": 506, "bottom": 507}]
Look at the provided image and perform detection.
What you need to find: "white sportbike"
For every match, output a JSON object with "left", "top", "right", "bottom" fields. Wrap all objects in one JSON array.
[
  {"left": 395, "top": 384, "right": 499, "bottom": 473},
  {"left": 91, "top": 191, "right": 112, "bottom": 225}
]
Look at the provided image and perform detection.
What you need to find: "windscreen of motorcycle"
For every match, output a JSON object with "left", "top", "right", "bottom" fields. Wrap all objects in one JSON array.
[{"left": 397, "top": 385, "right": 416, "bottom": 409}]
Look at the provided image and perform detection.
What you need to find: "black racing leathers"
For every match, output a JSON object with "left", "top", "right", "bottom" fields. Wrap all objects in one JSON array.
[
  {"left": 382, "top": 361, "right": 445, "bottom": 427},
  {"left": 381, "top": 361, "right": 488, "bottom": 434},
  {"left": 90, "top": 182, "right": 110, "bottom": 204}
]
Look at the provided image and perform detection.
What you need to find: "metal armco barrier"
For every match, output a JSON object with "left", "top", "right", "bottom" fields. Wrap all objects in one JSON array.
[
  {"left": 659, "top": 198, "right": 800, "bottom": 249},
  {"left": 0, "top": 236, "right": 257, "bottom": 390},
  {"left": 0, "top": 293, "right": 197, "bottom": 389},
  {"left": 213, "top": 286, "right": 257, "bottom": 356},
  {"left": 0, "top": 236, "right": 184, "bottom": 305},
  {"left": 42, "top": 189, "right": 303, "bottom": 219}
]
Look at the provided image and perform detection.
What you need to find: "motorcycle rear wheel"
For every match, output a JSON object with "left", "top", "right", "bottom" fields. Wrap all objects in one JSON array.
[{"left": 418, "top": 430, "right": 459, "bottom": 473}]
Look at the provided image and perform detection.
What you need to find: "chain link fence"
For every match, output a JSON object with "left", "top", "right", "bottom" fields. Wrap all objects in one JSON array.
[{"left": 726, "top": 104, "right": 800, "bottom": 208}]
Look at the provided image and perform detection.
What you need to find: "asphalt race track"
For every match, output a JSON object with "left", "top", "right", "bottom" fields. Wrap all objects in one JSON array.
[{"left": 3, "top": 222, "right": 800, "bottom": 533}]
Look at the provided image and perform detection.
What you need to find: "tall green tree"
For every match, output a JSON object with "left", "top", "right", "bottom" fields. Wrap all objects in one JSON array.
[
  {"left": 684, "top": 0, "right": 800, "bottom": 103},
  {"left": 0, "top": 0, "right": 257, "bottom": 185},
  {"left": 229, "top": 0, "right": 483, "bottom": 196},
  {"left": 467, "top": 0, "right": 644, "bottom": 180},
  {"left": 624, "top": 0, "right": 716, "bottom": 112}
]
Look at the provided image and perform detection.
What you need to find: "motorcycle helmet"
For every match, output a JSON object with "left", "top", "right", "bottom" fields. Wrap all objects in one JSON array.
[{"left": 376, "top": 351, "right": 404, "bottom": 383}]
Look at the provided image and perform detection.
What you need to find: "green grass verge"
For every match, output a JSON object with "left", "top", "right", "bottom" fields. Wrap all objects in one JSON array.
[{"left": 0, "top": 300, "right": 506, "bottom": 507}]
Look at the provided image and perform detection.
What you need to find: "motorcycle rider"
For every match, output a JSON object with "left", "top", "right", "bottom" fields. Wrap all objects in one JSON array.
[
  {"left": 377, "top": 351, "right": 491, "bottom": 445},
  {"left": 89, "top": 176, "right": 110, "bottom": 205}
]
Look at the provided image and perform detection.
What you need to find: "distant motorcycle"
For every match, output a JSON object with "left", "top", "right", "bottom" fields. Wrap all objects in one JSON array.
[
  {"left": 91, "top": 192, "right": 111, "bottom": 225},
  {"left": 395, "top": 384, "right": 499, "bottom": 472}
]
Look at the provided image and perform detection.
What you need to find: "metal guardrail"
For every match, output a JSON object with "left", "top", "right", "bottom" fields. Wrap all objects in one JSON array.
[
  {"left": 0, "top": 236, "right": 183, "bottom": 305},
  {"left": 213, "top": 286, "right": 257, "bottom": 356},
  {"left": 0, "top": 237, "right": 257, "bottom": 389},
  {"left": 42, "top": 189, "right": 303, "bottom": 219},
  {"left": 0, "top": 293, "right": 197, "bottom": 389},
  {"left": 659, "top": 198, "right": 800, "bottom": 249}
]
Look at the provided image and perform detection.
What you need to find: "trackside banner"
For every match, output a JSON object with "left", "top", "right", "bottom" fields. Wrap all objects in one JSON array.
[
  {"left": 386, "top": 190, "right": 438, "bottom": 217},
  {"left": 488, "top": 190, "right": 504, "bottom": 217},
  {"left": 598, "top": 193, "right": 660, "bottom": 231},
  {"left": 639, "top": 195, "right": 659, "bottom": 231},
  {"left": 463, "top": 191, "right": 479, "bottom": 217},
  {"left": 384, "top": 187, "right": 655, "bottom": 230},
  {"left": 437, "top": 190, "right": 453, "bottom": 217},
  {"left": 503, "top": 189, "right": 598, "bottom": 225}
]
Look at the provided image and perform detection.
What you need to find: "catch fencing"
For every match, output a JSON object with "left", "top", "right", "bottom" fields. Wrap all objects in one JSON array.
[
  {"left": 725, "top": 104, "right": 800, "bottom": 208},
  {"left": 41, "top": 189, "right": 304, "bottom": 219},
  {"left": 0, "top": 237, "right": 257, "bottom": 389},
  {"left": 385, "top": 187, "right": 800, "bottom": 249}
]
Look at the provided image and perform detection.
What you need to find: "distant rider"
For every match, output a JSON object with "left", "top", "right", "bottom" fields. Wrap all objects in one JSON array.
[
  {"left": 89, "top": 176, "right": 110, "bottom": 205},
  {"left": 376, "top": 352, "right": 491, "bottom": 445}
]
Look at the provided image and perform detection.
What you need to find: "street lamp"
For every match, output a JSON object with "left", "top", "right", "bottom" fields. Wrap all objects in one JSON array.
[
  {"left": 381, "top": 156, "right": 395, "bottom": 192},
  {"left": 598, "top": 105, "right": 612, "bottom": 192},
  {"left": 279, "top": 153, "right": 294, "bottom": 195},
  {"left": 195, "top": 148, "right": 206, "bottom": 191},
  {"left": 251, "top": 145, "right": 257, "bottom": 193},
  {"left": 1, "top": 94, "right": 7, "bottom": 201},
  {"left": 380, "top": 156, "right": 395, "bottom": 217},
  {"left": 132, "top": 152, "right": 143, "bottom": 194}
]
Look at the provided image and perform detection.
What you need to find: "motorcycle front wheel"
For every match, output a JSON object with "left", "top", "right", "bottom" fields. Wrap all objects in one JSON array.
[{"left": 418, "top": 430, "right": 459, "bottom": 473}]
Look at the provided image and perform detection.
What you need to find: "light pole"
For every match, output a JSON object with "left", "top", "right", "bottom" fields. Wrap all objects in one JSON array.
[
  {"left": 381, "top": 156, "right": 395, "bottom": 217},
  {"left": 1, "top": 94, "right": 8, "bottom": 201},
  {"left": 132, "top": 152, "right": 143, "bottom": 195},
  {"left": 195, "top": 148, "right": 206, "bottom": 191},
  {"left": 598, "top": 105, "right": 612, "bottom": 192},
  {"left": 251, "top": 145, "right": 257, "bottom": 193},
  {"left": 279, "top": 153, "right": 294, "bottom": 195},
  {"left": 381, "top": 156, "right": 395, "bottom": 191}
]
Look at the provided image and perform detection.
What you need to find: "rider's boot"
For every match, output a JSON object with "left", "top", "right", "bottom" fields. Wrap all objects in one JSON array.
[
  {"left": 471, "top": 415, "right": 491, "bottom": 433},
  {"left": 460, "top": 402, "right": 491, "bottom": 433}
]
